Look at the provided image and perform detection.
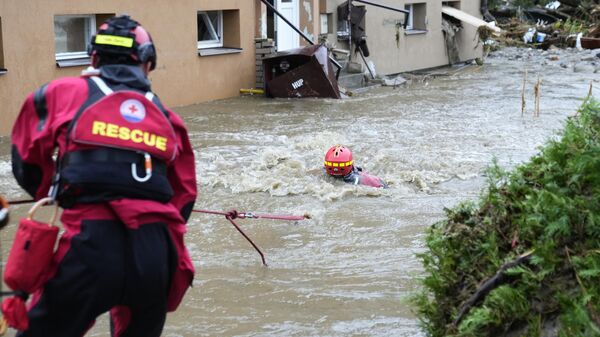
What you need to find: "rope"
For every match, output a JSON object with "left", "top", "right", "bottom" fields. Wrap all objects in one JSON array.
[
  {"left": 4, "top": 200, "right": 308, "bottom": 266},
  {"left": 192, "top": 209, "right": 309, "bottom": 266},
  {"left": 192, "top": 209, "right": 309, "bottom": 221}
]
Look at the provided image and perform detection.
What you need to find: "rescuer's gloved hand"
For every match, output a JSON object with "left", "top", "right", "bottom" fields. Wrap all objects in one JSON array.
[{"left": 0, "top": 195, "right": 9, "bottom": 229}]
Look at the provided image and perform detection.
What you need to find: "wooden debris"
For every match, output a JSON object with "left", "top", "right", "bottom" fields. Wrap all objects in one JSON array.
[{"left": 453, "top": 250, "right": 534, "bottom": 326}]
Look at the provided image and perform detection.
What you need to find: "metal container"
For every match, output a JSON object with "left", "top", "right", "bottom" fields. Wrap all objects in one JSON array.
[{"left": 263, "top": 45, "right": 341, "bottom": 99}]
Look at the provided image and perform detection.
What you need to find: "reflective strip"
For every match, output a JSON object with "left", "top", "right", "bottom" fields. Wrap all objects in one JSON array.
[
  {"left": 324, "top": 160, "right": 353, "bottom": 167},
  {"left": 145, "top": 92, "right": 155, "bottom": 102},
  {"left": 90, "top": 76, "right": 114, "bottom": 95},
  {"left": 95, "top": 34, "right": 134, "bottom": 48}
]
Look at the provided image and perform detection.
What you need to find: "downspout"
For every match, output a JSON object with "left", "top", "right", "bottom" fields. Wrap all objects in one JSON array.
[{"left": 480, "top": 0, "right": 496, "bottom": 22}]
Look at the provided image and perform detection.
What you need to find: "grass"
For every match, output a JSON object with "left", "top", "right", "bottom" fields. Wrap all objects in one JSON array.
[{"left": 413, "top": 98, "right": 600, "bottom": 337}]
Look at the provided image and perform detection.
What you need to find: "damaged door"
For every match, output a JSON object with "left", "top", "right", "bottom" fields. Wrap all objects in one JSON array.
[{"left": 276, "top": 0, "right": 300, "bottom": 51}]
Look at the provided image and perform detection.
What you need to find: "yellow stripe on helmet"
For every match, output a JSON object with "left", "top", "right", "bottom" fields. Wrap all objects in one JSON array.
[
  {"left": 324, "top": 160, "right": 353, "bottom": 167},
  {"left": 95, "top": 34, "right": 134, "bottom": 48}
]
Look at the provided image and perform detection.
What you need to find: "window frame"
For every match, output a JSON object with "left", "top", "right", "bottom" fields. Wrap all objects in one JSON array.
[
  {"left": 54, "top": 14, "right": 96, "bottom": 61},
  {"left": 197, "top": 10, "right": 224, "bottom": 49},
  {"left": 404, "top": 4, "right": 414, "bottom": 30},
  {"left": 404, "top": 3, "right": 427, "bottom": 34}
]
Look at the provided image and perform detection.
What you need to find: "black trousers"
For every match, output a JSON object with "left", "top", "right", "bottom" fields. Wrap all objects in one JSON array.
[{"left": 18, "top": 219, "right": 176, "bottom": 337}]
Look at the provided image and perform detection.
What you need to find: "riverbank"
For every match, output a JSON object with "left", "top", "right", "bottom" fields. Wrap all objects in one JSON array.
[{"left": 414, "top": 98, "right": 600, "bottom": 337}]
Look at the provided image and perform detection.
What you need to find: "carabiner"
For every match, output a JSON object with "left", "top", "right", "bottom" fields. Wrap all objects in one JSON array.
[{"left": 132, "top": 152, "right": 152, "bottom": 183}]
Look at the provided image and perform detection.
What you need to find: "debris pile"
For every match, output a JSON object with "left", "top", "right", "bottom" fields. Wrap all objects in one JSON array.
[
  {"left": 487, "top": 0, "right": 600, "bottom": 50},
  {"left": 414, "top": 98, "right": 600, "bottom": 337}
]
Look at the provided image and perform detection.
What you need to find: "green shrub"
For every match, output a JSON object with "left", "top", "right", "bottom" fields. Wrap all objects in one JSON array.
[{"left": 413, "top": 98, "right": 600, "bottom": 337}]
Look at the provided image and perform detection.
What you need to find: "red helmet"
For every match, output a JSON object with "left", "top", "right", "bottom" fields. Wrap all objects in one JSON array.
[
  {"left": 88, "top": 15, "right": 157, "bottom": 70},
  {"left": 324, "top": 145, "right": 354, "bottom": 176}
]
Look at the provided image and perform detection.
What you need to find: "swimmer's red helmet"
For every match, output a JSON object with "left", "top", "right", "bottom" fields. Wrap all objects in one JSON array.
[{"left": 324, "top": 145, "right": 353, "bottom": 176}]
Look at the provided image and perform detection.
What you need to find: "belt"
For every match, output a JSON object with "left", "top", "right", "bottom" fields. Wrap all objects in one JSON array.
[{"left": 62, "top": 148, "right": 167, "bottom": 175}]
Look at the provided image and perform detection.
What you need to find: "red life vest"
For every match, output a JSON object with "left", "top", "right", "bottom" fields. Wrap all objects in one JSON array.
[
  {"left": 57, "top": 76, "right": 178, "bottom": 207},
  {"left": 70, "top": 76, "right": 177, "bottom": 162}
]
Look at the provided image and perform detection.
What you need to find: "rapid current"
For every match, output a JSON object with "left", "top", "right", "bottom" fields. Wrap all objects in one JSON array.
[{"left": 0, "top": 47, "right": 598, "bottom": 336}]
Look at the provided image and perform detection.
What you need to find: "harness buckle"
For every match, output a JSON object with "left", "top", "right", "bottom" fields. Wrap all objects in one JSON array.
[{"left": 131, "top": 152, "right": 152, "bottom": 183}]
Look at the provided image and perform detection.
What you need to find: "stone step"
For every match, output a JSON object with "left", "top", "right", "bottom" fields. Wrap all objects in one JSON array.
[{"left": 336, "top": 72, "right": 366, "bottom": 89}]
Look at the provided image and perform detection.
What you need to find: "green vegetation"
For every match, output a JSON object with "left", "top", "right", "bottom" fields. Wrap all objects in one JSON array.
[
  {"left": 553, "top": 18, "right": 588, "bottom": 35},
  {"left": 414, "top": 98, "right": 600, "bottom": 337}
]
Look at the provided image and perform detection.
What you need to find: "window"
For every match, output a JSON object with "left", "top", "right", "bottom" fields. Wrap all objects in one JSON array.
[
  {"left": 442, "top": 1, "right": 461, "bottom": 9},
  {"left": 404, "top": 3, "right": 427, "bottom": 33},
  {"left": 320, "top": 13, "right": 333, "bottom": 35},
  {"left": 197, "top": 10, "right": 242, "bottom": 56},
  {"left": 54, "top": 15, "right": 96, "bottom": 61},
  {"left": 198, "top": 11, "right": 223, "bottom": 49},
  {"left": 54, "top": 14, "right": 114, "bottom": 67},
  {"left": 0, "top": 16, "right": 5, "bottom": 74}
]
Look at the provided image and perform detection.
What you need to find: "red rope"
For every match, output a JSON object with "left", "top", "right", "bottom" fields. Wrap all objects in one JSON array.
[
  {"left": 5, "top": 202, "right": 306, "bottom": 266},
  {"left": 192, "top": 209, "right": 308, "bottom": 221},
  {"left": 192, "top": 209, "right": 308, "bottom": 266},
  {"left": 226, "top": 215, "right": 267, "bottom": 266}
]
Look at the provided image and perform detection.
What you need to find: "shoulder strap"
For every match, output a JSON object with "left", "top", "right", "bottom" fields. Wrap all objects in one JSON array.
[
  {"left": 90, "top": 76, "right": 167, "bottom": 116},
  {"left": 89, "top": 76, "right": 114, "bottom": 95}
]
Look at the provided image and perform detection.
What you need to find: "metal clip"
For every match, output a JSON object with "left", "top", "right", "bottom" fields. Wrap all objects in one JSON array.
[
  {"left": 47, "top": 173, "right": 61, "bottom": 201},
  {"left": 242, "top": 212, "right": 257, "bottom": 219},
  {"left": 132, "top": 152, "right": 152, "bottom": 183}
]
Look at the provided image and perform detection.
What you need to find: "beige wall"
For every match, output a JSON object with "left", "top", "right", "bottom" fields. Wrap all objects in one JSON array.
[
  {"left": 0, "top": 0, "right": 257, "bottom": 135},
  {"left": 299, "top": 0, "right": 320, "bottom": 46},
  {"left": 323, "top": 0, "right": 483, "bottom": 75}
]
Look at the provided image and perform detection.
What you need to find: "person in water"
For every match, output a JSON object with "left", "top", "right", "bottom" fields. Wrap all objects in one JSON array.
[{"left": 323, "top": 145, "right": 388, "bottom": 188}]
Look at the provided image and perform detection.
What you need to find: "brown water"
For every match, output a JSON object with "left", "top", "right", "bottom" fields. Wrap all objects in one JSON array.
[{"left": 0, "top": 47, "right": 598, "bottom": 336}]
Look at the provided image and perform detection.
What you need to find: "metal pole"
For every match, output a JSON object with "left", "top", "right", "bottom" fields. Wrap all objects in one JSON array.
[
  {"left": 353, "top": 0, "right": 410, "bottom": 14},
  {"left": 358, "top": 47, "right": 374, "bottom": 79},
  {"left": 353, "top": 0, "right": 410, "bottom": 29},
  {"left": 259, "top": 0, "right": 343, "bottom": 76}
]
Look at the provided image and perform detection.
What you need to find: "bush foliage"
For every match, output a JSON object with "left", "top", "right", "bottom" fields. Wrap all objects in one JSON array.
[{"left": 414, "top": 98, "right": 600, "bottom": 337}]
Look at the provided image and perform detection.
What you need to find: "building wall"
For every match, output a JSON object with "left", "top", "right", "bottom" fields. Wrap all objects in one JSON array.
[
  {"left": 0, "top": 0, "right": 256, "bottom": 135},
  {"left": 323, "top": 0, "right": 483, "bottom": 75},
  {"left": 299, "top": 0, "right": 320, "bottom": 46}
]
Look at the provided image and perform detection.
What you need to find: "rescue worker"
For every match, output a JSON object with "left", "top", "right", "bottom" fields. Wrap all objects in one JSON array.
[
  {"left": 324, "top": 145, "right": 388, "bottom": 188},
  {"left": 10, "top": 15, "right": 196, "bottom": 337}
]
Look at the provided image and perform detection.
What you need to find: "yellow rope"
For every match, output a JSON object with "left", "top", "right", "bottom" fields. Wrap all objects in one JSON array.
[{"left": 0, "top": 317, "right": 8, "bottom": 335}]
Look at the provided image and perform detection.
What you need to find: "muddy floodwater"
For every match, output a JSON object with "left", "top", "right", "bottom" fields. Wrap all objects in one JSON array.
[{"left": 0, "top": 47, "right": 598, "bottom": 336}]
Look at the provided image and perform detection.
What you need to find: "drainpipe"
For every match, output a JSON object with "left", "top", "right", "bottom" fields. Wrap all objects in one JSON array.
[
  {"left": 259, "top": 0, "right": 343, "bottom": 78},
  {"left": 347, "top": 0, "right": 353, "bottom": 62},
  {"left": 480, "top": 0, "right": 496, "bottom": 22}
]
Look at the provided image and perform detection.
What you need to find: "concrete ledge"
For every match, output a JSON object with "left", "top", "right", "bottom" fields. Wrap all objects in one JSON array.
[
  {"left": 405, "top": 29, "right": 428, "bottom": 35},
  {"left": 56, "top": 57, "right": 91, "bottom": 68},
  {"left": 198, "top": 47, "right": 243, "bottom": 57}
]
